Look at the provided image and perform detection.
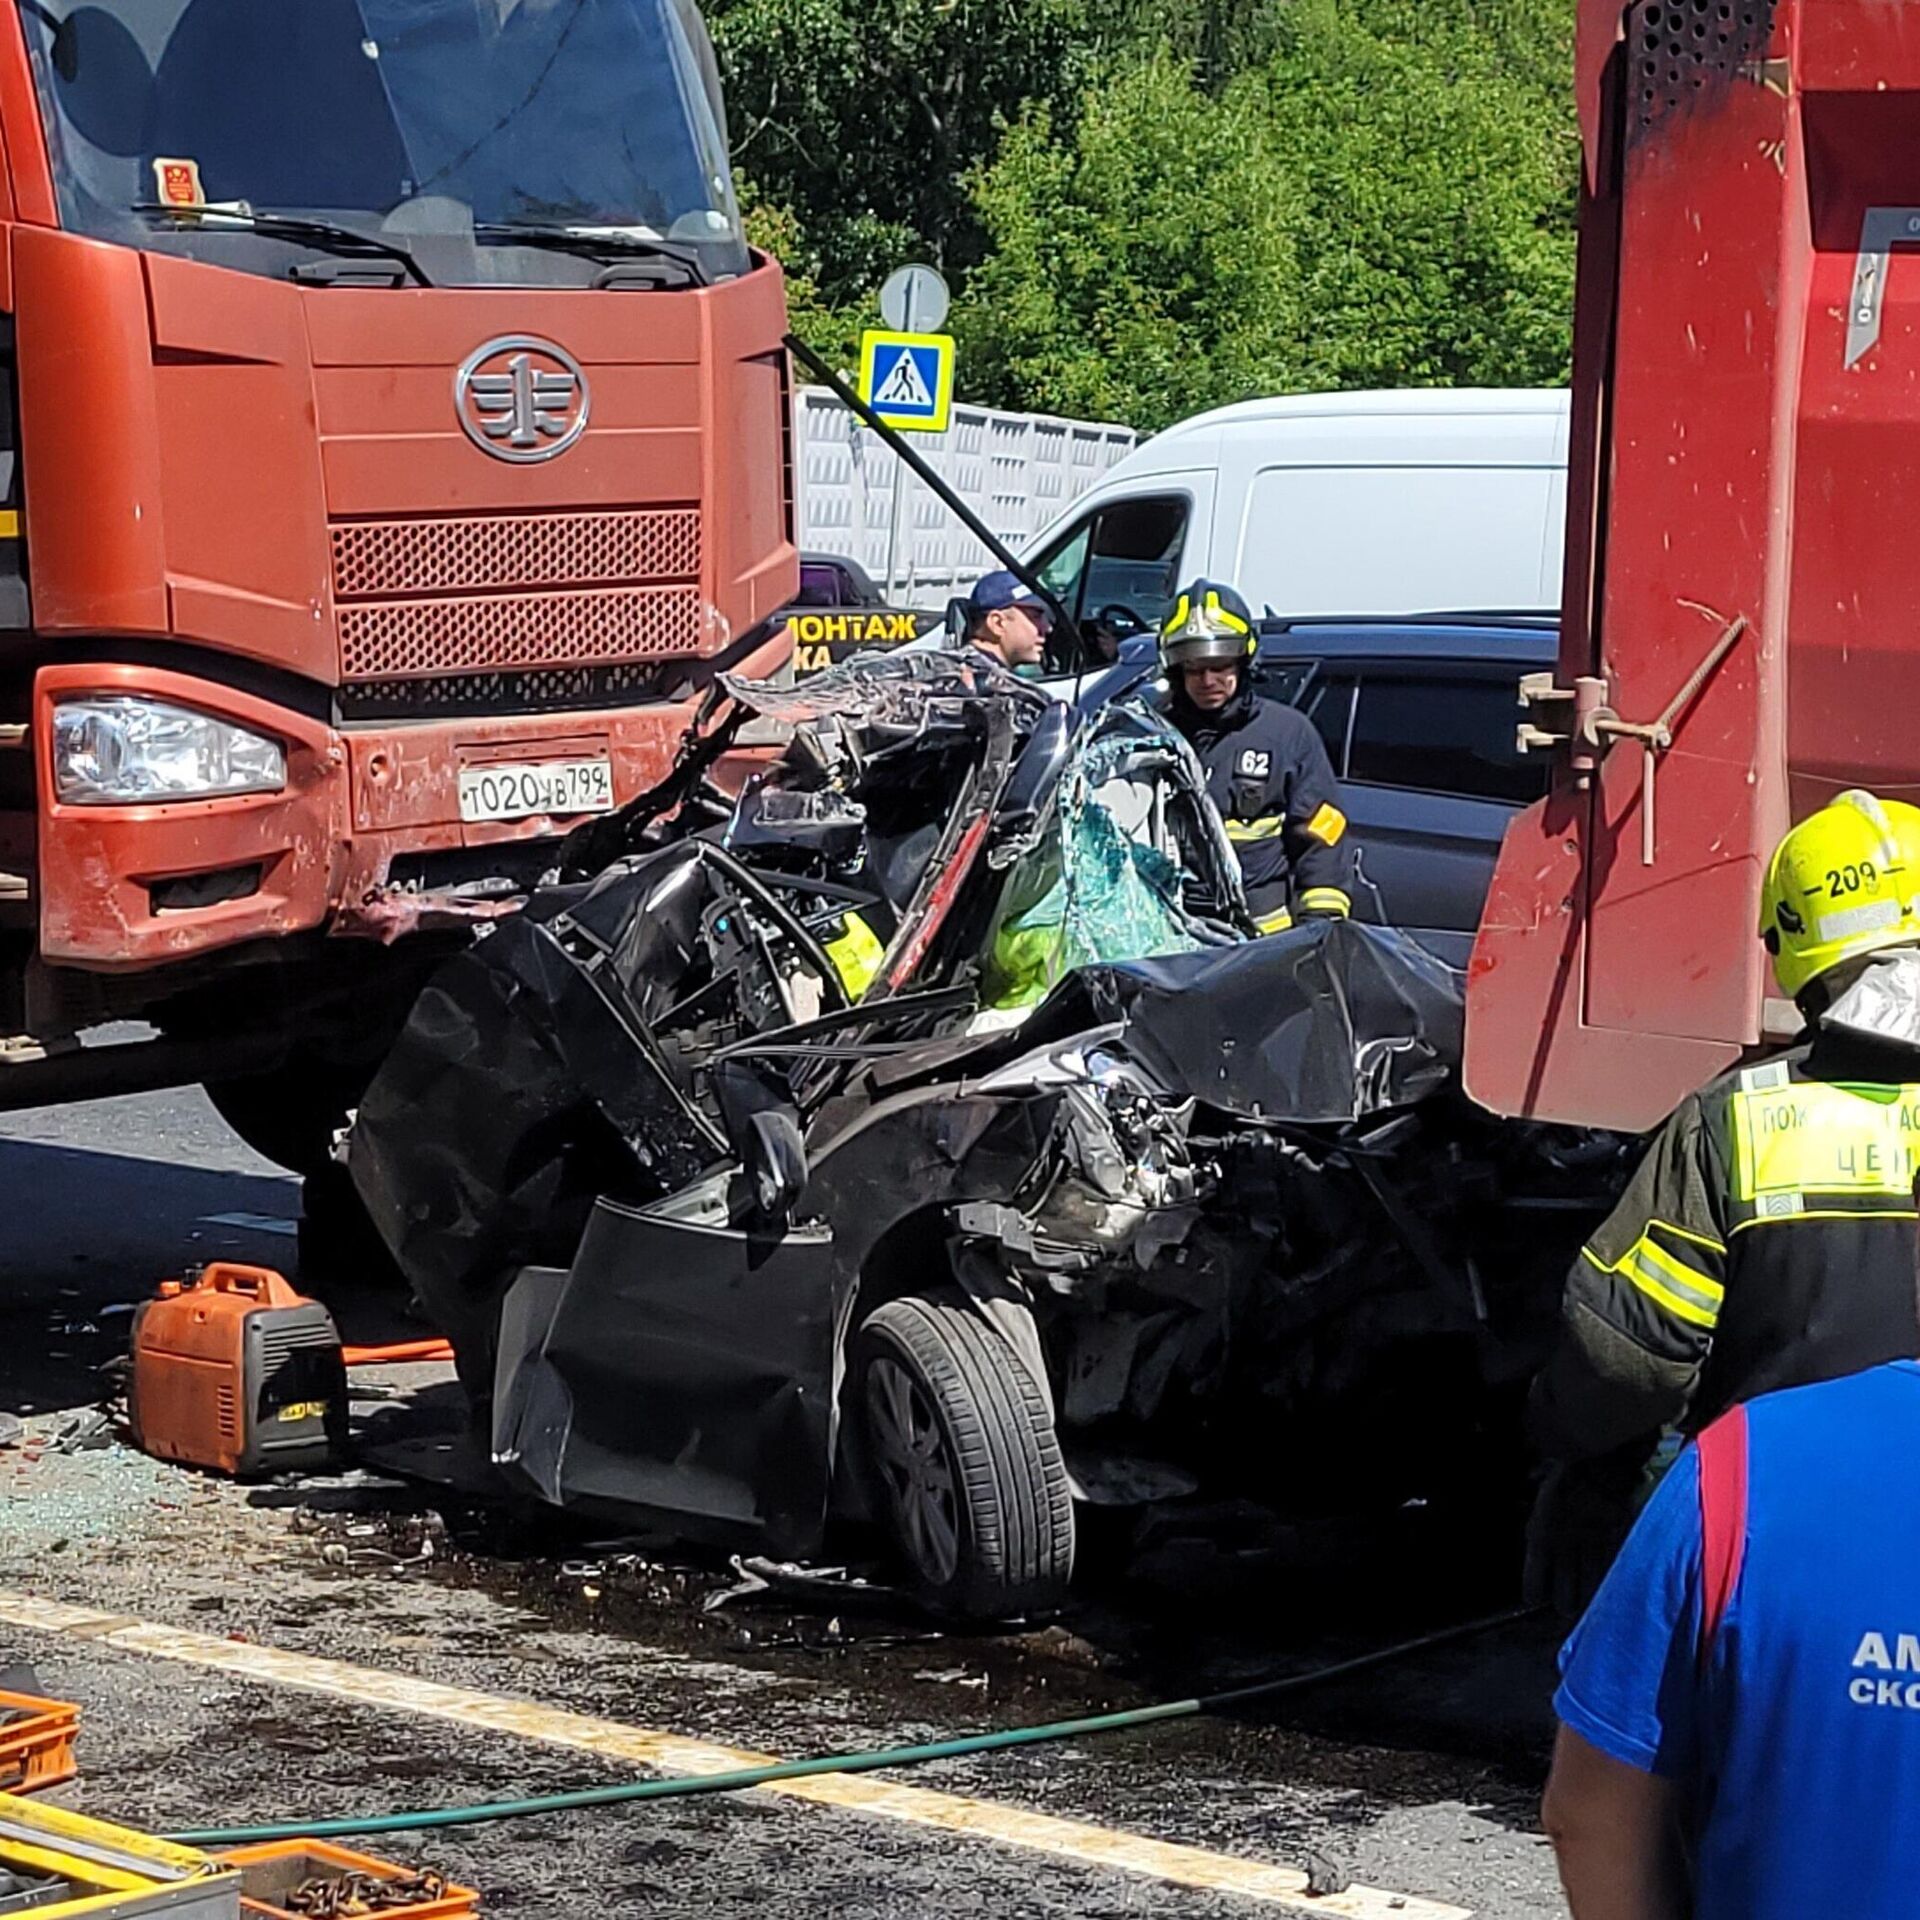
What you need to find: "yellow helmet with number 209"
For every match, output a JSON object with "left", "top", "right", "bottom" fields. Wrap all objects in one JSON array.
[{"left": 1760, "top": 790, "right": 1920, "bottom": 1001}]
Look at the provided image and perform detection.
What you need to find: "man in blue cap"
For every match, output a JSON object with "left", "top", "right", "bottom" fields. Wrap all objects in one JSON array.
[{"left": 961, "top": 570, "right": 1053, "bottom": 672}]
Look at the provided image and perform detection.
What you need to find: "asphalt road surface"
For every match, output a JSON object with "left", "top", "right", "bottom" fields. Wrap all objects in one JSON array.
[{"left": 0, "top": 1086, "right": 1573, "bottom": 1918}]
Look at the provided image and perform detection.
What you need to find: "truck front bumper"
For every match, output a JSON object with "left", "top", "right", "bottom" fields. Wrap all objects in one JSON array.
[{"left": 34, "top": 661, "right": 703, "bottom": 970}]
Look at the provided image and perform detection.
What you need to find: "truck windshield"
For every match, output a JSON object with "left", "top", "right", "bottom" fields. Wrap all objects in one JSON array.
[{"left": 18, "top": 0, "right": 750, "bottom": 285}]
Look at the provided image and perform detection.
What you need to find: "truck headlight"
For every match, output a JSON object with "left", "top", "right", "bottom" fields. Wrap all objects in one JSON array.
[{"left": 51, "top": 696, "right": 286, "bottom": 805}]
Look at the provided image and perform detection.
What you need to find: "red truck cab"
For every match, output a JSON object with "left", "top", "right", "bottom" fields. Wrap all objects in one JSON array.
[
  {"left": 1467, "top": 0, "right": 1920, "bottom": 1132},
  {"left": 0, "top": 0, "right": 794, "bottom": 1160}
]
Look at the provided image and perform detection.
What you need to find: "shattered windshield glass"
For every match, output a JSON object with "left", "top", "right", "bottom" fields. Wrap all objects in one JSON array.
[
  {"left": 984, "top": 717, "right": 1245, "bottom": 1008},
  {"left": 719, "top": 650, "right": 1246, "bottom": 1011}
]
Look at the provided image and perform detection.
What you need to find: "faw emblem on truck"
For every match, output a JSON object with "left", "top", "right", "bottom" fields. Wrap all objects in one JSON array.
[{"left": 454, "top": 335, "right": 590, "bottom": 463}]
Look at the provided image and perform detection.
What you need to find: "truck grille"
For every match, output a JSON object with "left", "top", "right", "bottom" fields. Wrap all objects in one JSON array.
[
  {"left": 338, "top": 584, "right": 699, "bottom": 679},
  {"left": 331, "top": 507, "right": 702, "bottom": 683},
  {"left": 338, "top": 660, "right": 672, "bottom": 723}
]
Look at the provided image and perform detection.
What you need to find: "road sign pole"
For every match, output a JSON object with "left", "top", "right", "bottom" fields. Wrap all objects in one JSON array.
[
  {"left": 789, "top": 331, "right": 1082, "bottom": 659},
  {"left": 874, "top": 269, "right": 952, "bottom": 601},
  {"left": 857, "top": 265, "right": 957, "bottom": 602},
  {"left": 879, "top": 276, "right": 925, "bottom": 601},
  {"left": 884, "top": 452, "right": 910, "bottom": 602}
]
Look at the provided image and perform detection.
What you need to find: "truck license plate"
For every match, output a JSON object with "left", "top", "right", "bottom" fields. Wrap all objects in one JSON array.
[{"left": 458, "top": 757, "right": 615, "bottom": 823}]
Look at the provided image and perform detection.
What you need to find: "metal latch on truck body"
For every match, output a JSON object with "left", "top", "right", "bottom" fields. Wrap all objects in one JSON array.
[
  {"left": 1847, "top": 208, "right": 1920, "bottom": 369},
  {"left": 1512, "top": 615, "right": 1748, "bottom": 867}
]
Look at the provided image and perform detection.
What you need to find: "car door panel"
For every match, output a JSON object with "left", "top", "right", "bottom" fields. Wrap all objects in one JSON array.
[
  {"left": 491, "top": 1196, "right": 841, "bottom": 1558},
  {"left": 1258, "top": 655, "right": 1547, "bottom": 964},
  {"left": 1338, "top": 782, "right": 1517, "bottom": 967}
]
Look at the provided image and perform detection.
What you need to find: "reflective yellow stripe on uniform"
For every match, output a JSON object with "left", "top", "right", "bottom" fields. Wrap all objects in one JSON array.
[
  {"left": 1225, "top": 815, "right": 1287, "bottom": 844},
  {"left": 1298, "top": 887, "right": 1351, "bottom": 918},
  {"left": 1305, "top": 803, "right": 1347, "bottom": 846},
  {"left": 1255, "top": 907, "right": 1293, "bottom": 935},
  {"left": 1582, "top": 1219, "right": 1727, "bottom": 1330}
]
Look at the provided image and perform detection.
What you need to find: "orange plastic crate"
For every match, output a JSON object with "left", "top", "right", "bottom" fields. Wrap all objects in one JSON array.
[
  {"left": 0, "top": 1687, "right": 79, "bottom": 1793},
  {"left": 220, "top": 1839, "right": 479, "bottom": 1919}
]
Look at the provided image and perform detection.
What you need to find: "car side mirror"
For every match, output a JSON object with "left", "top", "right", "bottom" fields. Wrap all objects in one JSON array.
[{"left": 743, "top": 1108, "right": 809, "bottom": 1224}]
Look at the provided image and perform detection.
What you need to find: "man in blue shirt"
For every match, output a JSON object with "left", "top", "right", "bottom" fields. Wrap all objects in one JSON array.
[
  {"left": 1544, "top": 1359, "right": 1920, "bottom": 1918},
  {"left": 959, "top": 571, "right": 1052, "bottom": 671}
]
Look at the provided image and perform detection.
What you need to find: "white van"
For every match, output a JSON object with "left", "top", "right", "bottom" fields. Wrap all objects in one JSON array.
[{"left": 1022, "top": 388, "right": 1569, "bottom": 633}]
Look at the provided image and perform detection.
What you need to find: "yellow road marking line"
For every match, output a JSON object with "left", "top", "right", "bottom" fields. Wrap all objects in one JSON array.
[{"left": 0, "top": 1590, "right": 1469, "bottom": 1918}]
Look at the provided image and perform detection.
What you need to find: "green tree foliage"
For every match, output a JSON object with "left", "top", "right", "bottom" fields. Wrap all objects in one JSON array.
[
  {"left": 736, "top": 181, "right": 858, "bottom": 366},
  {"left": 1262, "top": 0, "right": 1578, "bottom": 396},
  {"left": 957, "top": 53, "right": 1309, "bottom": 429},
  {"left": 707, "top": 0, "right": 1294, "bottom": 308},
  {"left": 712, "top": 0, "right": 1577, "bottom": 427},
  {"left": 707, "top": 0, "right": 1113, "bottom": 303}
]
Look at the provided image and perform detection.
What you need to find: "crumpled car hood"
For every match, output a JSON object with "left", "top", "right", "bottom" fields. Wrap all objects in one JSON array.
[{"left": 1034, "top": 919, "right": 1463, "bottom": 1124}]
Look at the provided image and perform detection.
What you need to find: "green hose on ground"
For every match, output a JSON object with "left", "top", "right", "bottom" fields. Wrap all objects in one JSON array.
[{"left": 166, "top": 1604, "right": 1537, "bottom": 1847}]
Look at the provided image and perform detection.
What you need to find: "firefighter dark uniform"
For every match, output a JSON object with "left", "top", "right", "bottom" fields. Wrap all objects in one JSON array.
[
  {"left": 1527, "top": 788, "right": 1920, "bottom": 1609},
  {"left": 1532, "top": 1034, "right": 1920, "bottom": 1463},
  {"left": 1158, "top": 581, "right": 1354, "bottom": 933}
]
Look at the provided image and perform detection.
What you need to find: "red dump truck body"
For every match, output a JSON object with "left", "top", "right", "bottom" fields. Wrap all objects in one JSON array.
[
  {"left": 1467, "top": 0, "right": 1920, "bottom": 1131},
  {"left": 0, "top": 0, "right": 795, "bottom": 1136}
]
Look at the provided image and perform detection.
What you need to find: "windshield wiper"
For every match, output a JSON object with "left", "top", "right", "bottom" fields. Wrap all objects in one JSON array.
[
  {"left": 475, "top": 222, "right": 709, "bottom": 286},
  {"left": 131, "top": 204, "right": 434, "bottom": 286}
]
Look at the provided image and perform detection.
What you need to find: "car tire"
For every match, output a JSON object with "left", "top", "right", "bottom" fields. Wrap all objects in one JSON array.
[{"left": 854, "top": 1289, "right": 1074, "bottom": 1619}]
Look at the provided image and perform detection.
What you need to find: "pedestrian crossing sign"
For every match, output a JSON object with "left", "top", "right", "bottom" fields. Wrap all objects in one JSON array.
[{"left": 859, "top": 329, "right": 955, "bottom": 433}]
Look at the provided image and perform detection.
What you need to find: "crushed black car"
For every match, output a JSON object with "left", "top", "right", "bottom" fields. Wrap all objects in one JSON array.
[{"left": 349, "top": 653, "right": 1616, "bottom": 1619}]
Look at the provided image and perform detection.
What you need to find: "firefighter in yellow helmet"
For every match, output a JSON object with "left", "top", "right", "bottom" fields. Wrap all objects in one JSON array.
[
  {"left": 1158, "top": 581, "right": 1353, "bottom": 933},
  {"left": 1526, "top": 790, "right": 1920, "bottom": 1611}
]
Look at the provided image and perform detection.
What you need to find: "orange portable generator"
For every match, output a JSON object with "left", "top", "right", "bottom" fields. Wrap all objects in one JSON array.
[{"left": 129, "top": 1265, "right": 346, "bottom": 1476}]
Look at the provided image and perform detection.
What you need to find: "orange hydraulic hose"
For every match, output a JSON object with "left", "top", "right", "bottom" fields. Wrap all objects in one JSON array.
[{"left": 340, "top": 1338, "right": 454, "bottom": 1367}]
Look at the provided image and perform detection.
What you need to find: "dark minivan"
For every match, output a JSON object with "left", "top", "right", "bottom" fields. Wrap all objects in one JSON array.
[{"left": 1069, "top": 618, "right": 1556, "bottom": 967}]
